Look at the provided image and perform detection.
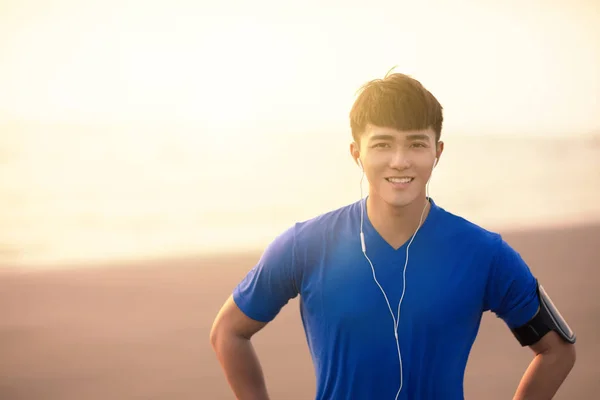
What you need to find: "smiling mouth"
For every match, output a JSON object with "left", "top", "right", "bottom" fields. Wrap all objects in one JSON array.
[{"left": 386, "top": 177, "right": 414, "bottom": 183}]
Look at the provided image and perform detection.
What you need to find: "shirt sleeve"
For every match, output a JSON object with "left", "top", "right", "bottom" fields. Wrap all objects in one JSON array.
[
  {"left": 483, "top": 237, "right": 540, "bottom": 329},
  {"left": 232, "top": 225, "right": 300, "bottom": 323}
]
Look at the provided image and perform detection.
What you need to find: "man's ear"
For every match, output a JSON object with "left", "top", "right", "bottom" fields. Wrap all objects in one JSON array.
[
  {"left": 349, "top": 141, "right": 361, "bottom": 167},
  {"left": 435, "top": 140, "right": 444, "bottom": 163}
]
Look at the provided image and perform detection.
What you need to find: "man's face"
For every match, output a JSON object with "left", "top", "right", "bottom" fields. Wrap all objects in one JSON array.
[{"left": 350, "top": 124, "right": 443, "bottom": 209}]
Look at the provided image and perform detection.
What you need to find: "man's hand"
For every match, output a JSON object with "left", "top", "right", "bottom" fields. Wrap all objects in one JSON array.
[{"left": 513, "top": 330, "right": 576, "bottom": 400}]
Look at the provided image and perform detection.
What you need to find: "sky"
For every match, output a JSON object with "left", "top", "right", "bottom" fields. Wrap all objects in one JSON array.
[
  {"left": 1, "top": 0, "right": 599, "bottom": 136},
  {"left": 1, "top": 0, "right": 599, "bottom": 264}
]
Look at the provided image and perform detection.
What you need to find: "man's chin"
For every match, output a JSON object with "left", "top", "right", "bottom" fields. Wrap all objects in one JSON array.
[
  {"left": 379, "top": 193, "right": 425, "bottom": 209},
  {"left": 378, "top": 196, "right": 414, "bottom": 208}
]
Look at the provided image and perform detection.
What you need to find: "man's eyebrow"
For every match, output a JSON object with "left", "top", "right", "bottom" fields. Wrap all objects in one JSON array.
[
  {"left": 405, "top": 134, "right": 431, "bottom": 141},
  {"left": 368, "top": 134, "right": 395, "bottom": 142}
]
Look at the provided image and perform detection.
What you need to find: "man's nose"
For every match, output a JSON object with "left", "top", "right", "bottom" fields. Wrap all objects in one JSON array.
[{"left": 389, "top": 149, "right": 411, "bottom": 169}]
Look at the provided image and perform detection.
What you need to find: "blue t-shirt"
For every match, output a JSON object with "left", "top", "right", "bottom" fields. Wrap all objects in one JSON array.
[{"left": 233, "top": 198, "right": 539, "bottom": 400}]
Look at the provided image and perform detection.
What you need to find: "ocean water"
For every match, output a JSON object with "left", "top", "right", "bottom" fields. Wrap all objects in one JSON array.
[{"left": 2, "top": 121, "right": 600, "bottom": 267}]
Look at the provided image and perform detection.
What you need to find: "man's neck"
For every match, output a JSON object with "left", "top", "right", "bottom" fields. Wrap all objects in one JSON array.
[{"left": 365, "top": 194, "right": 431, "bottom": 250}]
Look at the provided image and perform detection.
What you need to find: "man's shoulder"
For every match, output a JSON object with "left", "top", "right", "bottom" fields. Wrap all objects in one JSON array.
[
  {"left": 434, "top": 202, "right": 503, "bottom": 247},
  {"left": 274, "top": 200, "right": 360, "bottom": 252},
  {"left": 261, "top": 200, "right": 359, "bottom": 260},
  {"left": 293, "top": 200, "right": 360, "bottom": 233}
]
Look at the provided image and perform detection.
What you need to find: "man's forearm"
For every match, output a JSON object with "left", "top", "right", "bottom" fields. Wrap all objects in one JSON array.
[
  {"left": 513, "top": 347, "right": 575, "bottom": 400},
  {"left": 213, "top": 334, "right": 270, "bottom": 400}
]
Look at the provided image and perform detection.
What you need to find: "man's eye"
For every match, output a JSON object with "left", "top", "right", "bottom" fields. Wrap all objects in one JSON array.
[{"left": 373, "top": 143, "right": 390, "bottom": 148}]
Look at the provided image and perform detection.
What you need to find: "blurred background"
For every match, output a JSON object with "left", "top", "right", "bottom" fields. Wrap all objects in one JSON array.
[
  {"left": 2, "top": 0, "right": 599, "bottom": 266},
  {"left": 1, "top": 0, "right": 599, "bottom": 399}
]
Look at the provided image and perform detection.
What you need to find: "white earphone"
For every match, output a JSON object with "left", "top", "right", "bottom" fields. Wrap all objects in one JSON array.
[{"left": 357, "top": 156, "right": 437, "bottom": 400}]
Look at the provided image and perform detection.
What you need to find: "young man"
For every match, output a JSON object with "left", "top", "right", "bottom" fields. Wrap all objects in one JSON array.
[{"left": 210, "top": 73, "right": 576, "bottom": 399}]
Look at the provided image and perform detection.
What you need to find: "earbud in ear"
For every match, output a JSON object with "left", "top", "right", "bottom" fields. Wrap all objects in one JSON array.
[
  {"left": 357, "top": 159, "right": 363, "bottom": 170},
  {"left": 433, "top": 157, "right": 438, "bottom": 168}
]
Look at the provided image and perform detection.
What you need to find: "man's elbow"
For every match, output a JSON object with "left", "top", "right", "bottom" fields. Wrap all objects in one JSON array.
[
  {"left": 209, "top": 315, "right": 241, "bottom": 353},
  {"left": 546, "top": 339, "right": 577, "bottom": 373},
  {"left": 532, "top": 331, "right": 576, "bottom": 370},
  {"left": 209, "top": 318, "right": 224, "bottom": 352}
]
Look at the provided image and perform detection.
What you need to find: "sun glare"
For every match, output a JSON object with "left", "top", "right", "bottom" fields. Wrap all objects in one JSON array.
[{"left": 1, "top": 0, "right": 599, "bottom": 264}]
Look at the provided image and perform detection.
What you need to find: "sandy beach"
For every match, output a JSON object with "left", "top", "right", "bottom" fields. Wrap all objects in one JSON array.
[{"left": 1, "top": 221, "right": 598, "bottom": 400}]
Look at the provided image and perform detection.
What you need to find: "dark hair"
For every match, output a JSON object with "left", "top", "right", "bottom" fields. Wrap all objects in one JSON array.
[{"left": 349, "top": 71, "right": 444, "bottom": 143}]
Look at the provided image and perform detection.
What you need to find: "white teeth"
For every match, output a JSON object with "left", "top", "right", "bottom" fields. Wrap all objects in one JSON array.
[{"left": 387, "top": 177, "right": 413, "bottom": 183}]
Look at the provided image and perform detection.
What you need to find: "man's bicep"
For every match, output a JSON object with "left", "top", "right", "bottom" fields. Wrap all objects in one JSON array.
[
  {"left": 528, "top": 330, "right": 568, "bottom": 355},
  {"left": 212, "top": 295, "right": 268, "bottom": 340}
]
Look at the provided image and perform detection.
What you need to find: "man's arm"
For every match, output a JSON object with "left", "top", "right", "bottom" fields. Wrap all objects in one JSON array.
[
  {"left": 210, "top": 295, "right": 270, "bottom": 400},
  {"left": 512, "top": 331, "right": 576, "bottom": 400},
  {"left": 483, "top": 237, "right": 576, "bottom": 399},
  {"left": 210, "top": 224, "right": 301, "bottom": 398}
]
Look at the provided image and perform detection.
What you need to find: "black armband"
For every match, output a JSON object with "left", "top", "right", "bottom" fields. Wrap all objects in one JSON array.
[{"left": 511, "top": 279, "right": 576, "bottom": 346}]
